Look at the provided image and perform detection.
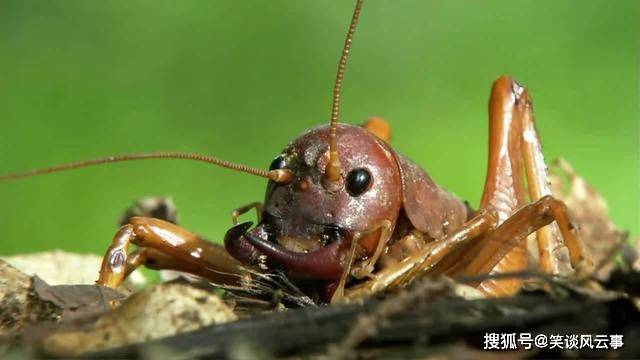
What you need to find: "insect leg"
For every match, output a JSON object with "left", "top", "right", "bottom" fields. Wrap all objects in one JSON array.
[
  {"left": 97, "top": 217, "right": 244, "bottom": 289},
  {"left": 350, "top": 220, "right": 393, "bottom": 279},
  {"left": 449, "top": 77, "right": 589, "bottom": 296},
  {"left": 479, "top": 76, "right": 528, "bottom": 220},
  {"left": 332, "top": 220, "right": 393, "bottom": 302},
  {"left": 231, "top": 202, "right": 263, "bottom": 225},
  {"left": 519, "top": 90, "right": 589, "bottom": 274},
  {"left": 460, "top": 195, "right": 581, "bottom": 296},
  {"left": 121, "top": 247, "right": 216, "bottom": 281},
  {"left": 342, "top": 211, "right": 496, "bottom": 301},
  {"left": 97, "top": 224, "right": 135, "bottom": 288},
  {"left": 463, "top": 76, "right": 533, "bottom": 294},
  {"left": 122, "top": 248, "right": 146, "bottom": 279}
]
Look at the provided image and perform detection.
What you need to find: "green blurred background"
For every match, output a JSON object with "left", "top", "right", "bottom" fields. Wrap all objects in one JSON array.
[{"left": 0, "top": 0, "right": 637, "bottom": 256}]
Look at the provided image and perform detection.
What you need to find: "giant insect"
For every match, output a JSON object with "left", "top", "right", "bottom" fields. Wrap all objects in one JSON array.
[{"left": 0, "top": 0, "right": 590, "bottom": 303}]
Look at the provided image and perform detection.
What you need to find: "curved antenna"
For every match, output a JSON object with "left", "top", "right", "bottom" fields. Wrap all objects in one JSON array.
[
  {"left": 324, "top": 0, "right": 365, "bottom": 185},
  {"left": 0, "top": 152, "right": 293, "bottom": 183}
]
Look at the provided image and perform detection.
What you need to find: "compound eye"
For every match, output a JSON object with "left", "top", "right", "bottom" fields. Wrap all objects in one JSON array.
[
  {"left": 346, "top": 168, "right": 372, "bottom": 196},
  {"left": 269, "top": 155, "right": 286, "bottom": 171}
]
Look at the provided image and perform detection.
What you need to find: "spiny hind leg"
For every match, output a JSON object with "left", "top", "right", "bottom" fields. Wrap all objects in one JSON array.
[
  {"left": 519, "top": 89, "right": 589, "bottom": 274},
  {"left": 427, "top": 76, "right": 537, "bottom": 296},
  {"left": 97, "top": 217, "right": 244, "bottom": 289},
  {"left": 458, "top": 77, "right": 585, "bottom": 296},
  {"left": 343, "top": 78, "right": 588, "bottom": 300},
  {"left": 467, "top": 76, "right": 530, "bottom": 295},
  {"left": 457, "top": 77, "right": 588, "bottom": 296},
  {"left": 461, "top": 195, "right": 582, "bottom": 296}
]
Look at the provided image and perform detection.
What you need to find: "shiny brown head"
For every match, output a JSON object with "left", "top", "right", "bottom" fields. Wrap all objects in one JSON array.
[
  {"left": 265, "top": 124, "right": 402, "bottom": 234},
  {"left": 226, "top": 124, "right": 403, "bottom": 281}
]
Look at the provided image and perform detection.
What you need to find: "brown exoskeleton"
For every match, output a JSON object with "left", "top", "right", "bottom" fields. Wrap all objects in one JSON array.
[{"left": 0, "top": 0, "right": 590, "bottom": 303}]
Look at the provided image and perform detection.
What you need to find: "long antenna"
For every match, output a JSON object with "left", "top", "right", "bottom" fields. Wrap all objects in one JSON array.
[
  {"left": 0, "top": 152, "right": 292, "bottom": 183},
  {"left": 324, "top": 0, "right": 365, "bottom": 185}
]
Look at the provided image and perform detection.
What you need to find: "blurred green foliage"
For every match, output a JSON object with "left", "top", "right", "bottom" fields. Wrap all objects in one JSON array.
[{"left": 0, "top": 1, "right": 637, "bottom": 256}]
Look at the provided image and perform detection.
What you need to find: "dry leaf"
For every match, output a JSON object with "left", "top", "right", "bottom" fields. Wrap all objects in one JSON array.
[
  {"left": 549, "top": 158, "right": 628, "bottom": 279},
  {"left": 0, "top": 260, "right": 122, "bottom": 338}
]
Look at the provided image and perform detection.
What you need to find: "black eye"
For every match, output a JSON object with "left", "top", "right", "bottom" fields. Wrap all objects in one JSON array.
[
  {"left": 346, "top": 168, "right": 372, "bottom": 196},
  {"left": 269, "top": 155, "right": 286, "bottom": 171}
]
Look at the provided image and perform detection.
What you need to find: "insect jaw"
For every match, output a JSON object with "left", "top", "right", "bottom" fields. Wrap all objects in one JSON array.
[
  {"left": 243, "top": 230, "right": 346, "bottom": 280},
  {"left": 226, "top": 216, "right": 350, "bottom": 281}
]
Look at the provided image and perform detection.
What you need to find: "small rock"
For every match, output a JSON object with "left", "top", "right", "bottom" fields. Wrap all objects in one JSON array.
[
  {"left": 41, "top": 282, "right": 237, "bottom": 356},
  {"left": 1, "top": 250, "right": 146, "bottom": 289},
  {"left": 0, "top": 261, "right": 32, "bottom": 336}
]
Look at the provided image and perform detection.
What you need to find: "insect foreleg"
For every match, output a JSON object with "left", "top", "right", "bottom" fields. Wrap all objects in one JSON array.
[{"left": 97, "top": 217, "right": 244, "bottom": 288}]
